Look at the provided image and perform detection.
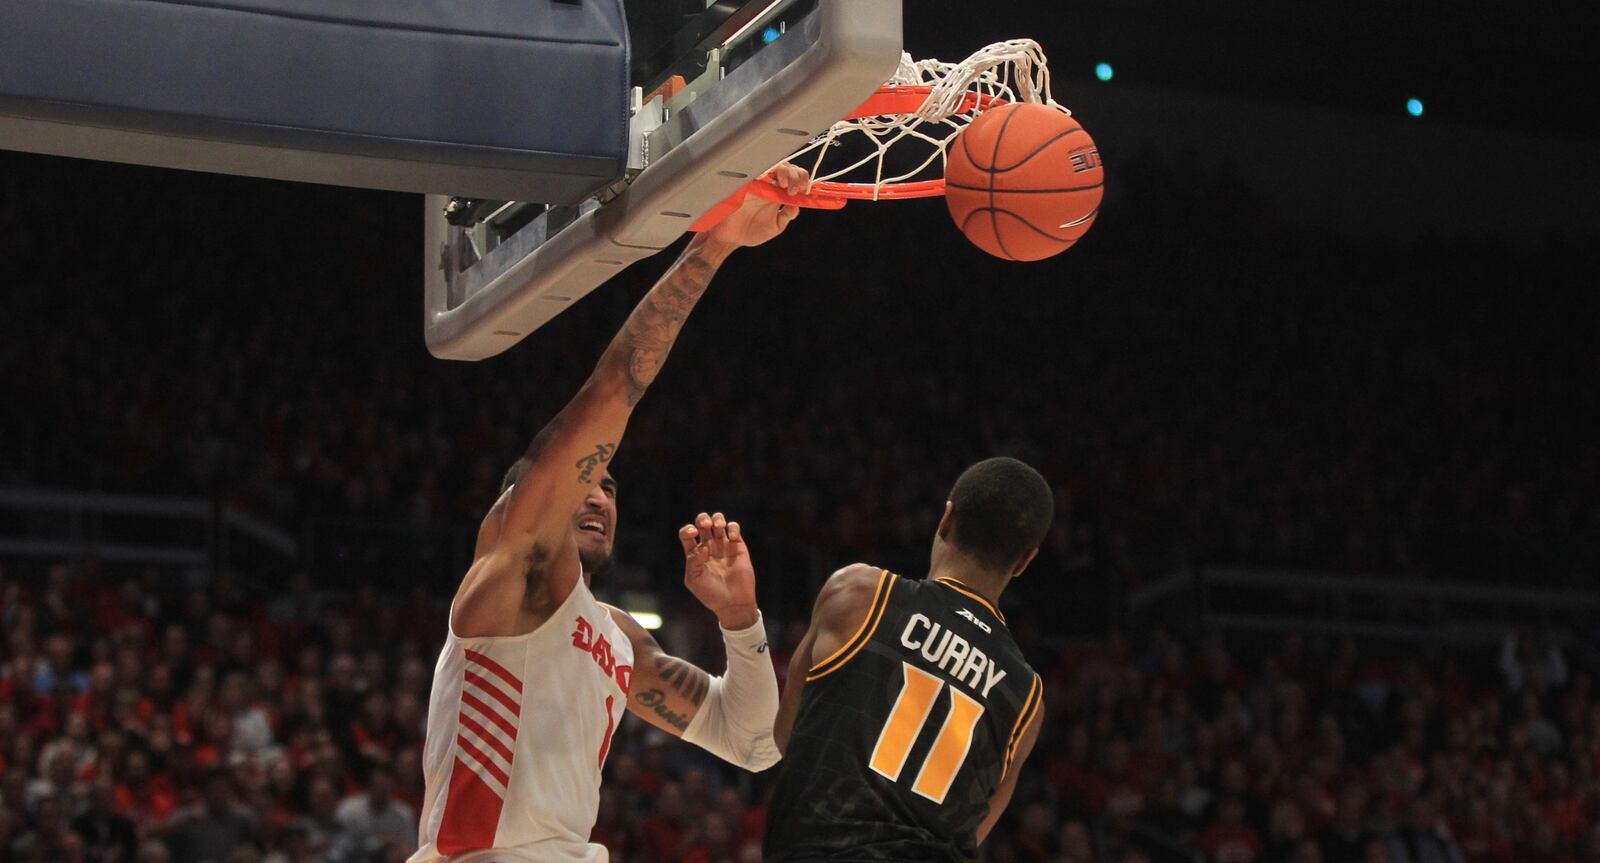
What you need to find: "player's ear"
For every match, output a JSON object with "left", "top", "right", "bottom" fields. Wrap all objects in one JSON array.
[
  {"left": 936, "top": 501, "right": 955, "bottom": 538},
  {"left": 1009, "top": 547, "right": 1040, "bottom": 579}
]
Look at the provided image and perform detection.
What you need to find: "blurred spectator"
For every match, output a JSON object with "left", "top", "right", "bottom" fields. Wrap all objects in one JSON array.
[
  {"left": 639, "top": 782, "right": 691, "bottom": 863},
  {"left": 293, "top": 775, "right": 343, "bottom": 860},
  {"left": 71, "top": 777, "right": 138, "bottom": 863},
  {"left": 1200, "top": 797, "right": 1264, "bottom": 863},
  {"left": 9, "top": 793, "right": 71, "bottom": 861},
  {"left": 162, "top": 770, "right": 257, "bottom": 863},
  {"left": 1502, "top": 631, "right": 1569, "bottom": 696},
  {"left": 331, "top": 766, "right": 412, "bottom": 863}
]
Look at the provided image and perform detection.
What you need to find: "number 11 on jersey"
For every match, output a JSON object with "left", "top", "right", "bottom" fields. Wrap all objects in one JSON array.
[{"left": 869, "top": 662, "right": 985, "bottom": 804}]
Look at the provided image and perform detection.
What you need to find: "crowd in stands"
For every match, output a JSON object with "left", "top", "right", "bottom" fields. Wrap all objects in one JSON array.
[
  {"left": 2, "top": 143, "right": 1598, "bottom": 863},
  {"left": 2, "top": 151, "right": 1596, "bottom": 597},
  {"left": 1, "top": 559, "right": 1598, "bottom": 863}
]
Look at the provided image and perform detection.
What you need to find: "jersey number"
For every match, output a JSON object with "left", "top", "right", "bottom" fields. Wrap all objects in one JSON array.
[
  {"left": 869, "top": 662, "right": 985, "bottom": 804},
  {"left": 598, "top": 695, "right": 616, "bottom": 769}
]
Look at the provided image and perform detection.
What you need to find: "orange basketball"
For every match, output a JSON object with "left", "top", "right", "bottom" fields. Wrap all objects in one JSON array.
[{"left": 944, "top": 103, "right": 1103, "bottom": 261}]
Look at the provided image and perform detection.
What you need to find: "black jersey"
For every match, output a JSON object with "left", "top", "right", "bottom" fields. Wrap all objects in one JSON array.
[{"left": 765, "top": 570, "right": 1042, "bottom": 862}]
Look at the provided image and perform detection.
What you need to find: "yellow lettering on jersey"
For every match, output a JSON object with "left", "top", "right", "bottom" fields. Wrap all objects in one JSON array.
[
  {"left": 868, "top": 663, "right": 943, "bottom": 781},
  {"left": 910, "top": 685, "right": 984, "bottom": 804}
]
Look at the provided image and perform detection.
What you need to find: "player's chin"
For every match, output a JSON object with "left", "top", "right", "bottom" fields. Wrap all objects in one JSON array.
[{"left": 576, "top": 535, "right": 614, "bottom": 576}]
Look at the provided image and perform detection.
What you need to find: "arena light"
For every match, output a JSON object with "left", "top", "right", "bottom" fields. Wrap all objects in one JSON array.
[
  {"left": 1095, "top": 62, "right": 1114, "bottom": 82},
  {"left": 1406, "top": 97, "right": 1424, "bottom": 117},
  {"left": 630, "top": 611, "right": 663, "bottom": 630}
]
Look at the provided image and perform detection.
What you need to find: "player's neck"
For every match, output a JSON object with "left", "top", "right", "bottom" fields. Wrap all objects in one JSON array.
[{"left": 927, "top": 558, "right": 1006, "bottom": 608}]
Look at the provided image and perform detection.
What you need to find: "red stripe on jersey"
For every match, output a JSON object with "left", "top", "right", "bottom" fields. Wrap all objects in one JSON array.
[
  {"left": 457, "top": 734, "right": 511, "bottom": 787},
  {"left": 436, "top": 757, "right": 505, "bottom": 856},
  {"left": 598, "top": 694, "right": 616, "bottom": 770},
  {"left": 458, "top": 711, "right": 514, "bottom": 763},
  {"left": 460, "top": 691, "right": 518, "bottom": 739},
  {"left": 463, "top": 670, "right": 521, "bottom": 717},
  {"left": 464, "top": 649, "right": 524, "bottom": 694}
]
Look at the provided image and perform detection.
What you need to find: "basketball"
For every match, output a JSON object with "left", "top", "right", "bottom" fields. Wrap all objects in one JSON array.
[{"left": 944, "top": 103, "right": 1103, "bottom": 261}]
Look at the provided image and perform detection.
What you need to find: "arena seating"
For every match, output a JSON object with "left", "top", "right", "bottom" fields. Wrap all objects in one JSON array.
[{"left": 2, "top": 149, "right": 1597, "bottom": 861}]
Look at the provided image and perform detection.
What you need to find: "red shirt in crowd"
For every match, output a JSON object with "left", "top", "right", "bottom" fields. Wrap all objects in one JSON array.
[{"left": 1199, "top": 823, "right": 1264, "bottom": 863}]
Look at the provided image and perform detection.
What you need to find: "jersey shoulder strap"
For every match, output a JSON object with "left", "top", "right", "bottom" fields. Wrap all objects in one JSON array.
[
  {"left": 806, "top": 567, "right": 896, "bottom": 682},
  {"left": 1003, "top": 671, "right": 1043, "bottom": 778}
]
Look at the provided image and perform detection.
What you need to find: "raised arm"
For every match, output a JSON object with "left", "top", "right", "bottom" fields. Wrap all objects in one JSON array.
[
  {"left": 453, "top": 168, "right": 807, "bottom": 638},
  {"left": 606, "top": 513, "right": 781, "bottom": 771}
]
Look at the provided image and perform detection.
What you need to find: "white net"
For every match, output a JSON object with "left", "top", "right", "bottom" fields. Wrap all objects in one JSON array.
[{"left": 785, "top": 39, "right": 1068, "bottom": 201}]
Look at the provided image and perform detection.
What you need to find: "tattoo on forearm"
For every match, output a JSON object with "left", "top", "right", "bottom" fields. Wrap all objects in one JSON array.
[
  {"left": 606, "top": 249, "right": 719, "bottom": 406},
  {"left": 653, "top": 654, "right": 710, "bottom": 707},
  {"left": 635, "top": 688, "right": 691, "bottom": 732},
  {"left": 575, "top": 443, "right": 616, "bottom": 483}
]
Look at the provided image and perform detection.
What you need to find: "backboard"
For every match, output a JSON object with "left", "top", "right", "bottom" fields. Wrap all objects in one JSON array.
[
  {"left": 0, "top": 1, "right": 634, "bottom": 204},
  {"left": 423, "top": 0, "right": 903, "bottom": 361}
]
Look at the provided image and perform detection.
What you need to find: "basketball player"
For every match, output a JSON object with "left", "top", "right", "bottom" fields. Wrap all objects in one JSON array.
[
  {"left": 764, "top": 457, "right": 1054, "bottom": 862},
  {"left": 409, "top": 166, "right": 809, "bottom": 863}
]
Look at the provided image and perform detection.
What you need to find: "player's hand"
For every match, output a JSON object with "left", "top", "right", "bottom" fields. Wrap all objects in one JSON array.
[
  {"left": 707, "top": 164, "right": 807, "bottom": 248},
  {"left": 678, "top": 512, "right": 759, "bottom": 630}
]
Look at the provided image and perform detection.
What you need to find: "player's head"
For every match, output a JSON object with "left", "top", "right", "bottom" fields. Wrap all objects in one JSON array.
[
  {"left": 501, "top": 459, "right": 618, "bottom": 578},
  {"left": 933, "top": 457, "right": 1053, "bottom": 578}
]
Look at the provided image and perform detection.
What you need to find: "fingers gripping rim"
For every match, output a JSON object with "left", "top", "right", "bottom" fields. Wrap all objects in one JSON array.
[
  {"left": 688, "top": 181, "right": 845, "bottom": 233},
  {"left": 689, "top": 87, "right": 1005, "bottom": 232}
]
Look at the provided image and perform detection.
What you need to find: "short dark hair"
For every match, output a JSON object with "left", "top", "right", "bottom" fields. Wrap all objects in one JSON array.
[{"left": 947, "top": 457, "right": 1054, "bottom": 570}]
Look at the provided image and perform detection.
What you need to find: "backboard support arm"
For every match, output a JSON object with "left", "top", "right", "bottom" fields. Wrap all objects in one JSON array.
[{"left": 423, "top": 0, "right": 902, "bottom": 361}]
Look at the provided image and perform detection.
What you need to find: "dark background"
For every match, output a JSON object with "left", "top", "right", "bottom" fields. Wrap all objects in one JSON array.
[{"left": 2, "top": 2, "right": 1599, "bottom": 862}]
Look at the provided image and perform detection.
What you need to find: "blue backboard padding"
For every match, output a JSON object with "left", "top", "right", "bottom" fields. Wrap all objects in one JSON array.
[{"left": 0, "top": 0, "right": 630, "bottom": 202}]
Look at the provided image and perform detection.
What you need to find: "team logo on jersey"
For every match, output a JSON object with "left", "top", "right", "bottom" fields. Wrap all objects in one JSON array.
[
  {"left": 572, "top": 616, "right": 633, "bottom": 693},
  {"left": 955, "top": 607, "right": 992, "bottom": 634}
]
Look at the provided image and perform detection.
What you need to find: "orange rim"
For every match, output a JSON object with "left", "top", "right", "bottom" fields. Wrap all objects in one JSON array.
[
  {"left": 801, "top": 85, "right": 1010, "bottom": 203},
  {"left": 689, "top": 85, "right": 1011, "bottom": 231}
]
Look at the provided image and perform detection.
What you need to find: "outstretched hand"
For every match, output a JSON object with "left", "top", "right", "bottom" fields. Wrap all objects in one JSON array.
[
  {"left": 707, "top": 164, "right": 808, "bottom": 248},
  {"left": 679, "top": 512, "right": 758, "bottom": 630}
]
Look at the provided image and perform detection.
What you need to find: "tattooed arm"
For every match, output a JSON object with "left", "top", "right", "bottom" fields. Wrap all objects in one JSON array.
[
  {"left": 602, "top": 513, "right": 781, "bottom": 769},
  {"left": 606, "top": 607, "right": 780, "bottom": 772},
  {"left": 608, "top": 611, "right": 712, "bottom": 735},
  {"left": 452, "top": 166, "right": 807, "bottom": 638}
]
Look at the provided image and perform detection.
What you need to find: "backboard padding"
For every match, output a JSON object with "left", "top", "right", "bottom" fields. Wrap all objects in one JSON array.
[{"left": 423, "top": 0, "right": 902, "bottom": 360}]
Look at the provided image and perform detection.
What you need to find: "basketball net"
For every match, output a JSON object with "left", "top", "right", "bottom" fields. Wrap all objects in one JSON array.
[{"left": 690, "top": 40, "right": 1069, "bottom": 230}]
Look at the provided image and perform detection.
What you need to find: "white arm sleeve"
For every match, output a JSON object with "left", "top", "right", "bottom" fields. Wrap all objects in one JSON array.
[{"left": 680, "top": 612, "right": 782, "bottom": 771}]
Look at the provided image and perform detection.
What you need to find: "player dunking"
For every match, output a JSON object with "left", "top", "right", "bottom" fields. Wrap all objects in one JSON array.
[
  {"left": 409, "top": 167, "right": 810, "bottom": 863},
  {"left": 764, "top": 457, "right": 1054, "bottom": 862}
]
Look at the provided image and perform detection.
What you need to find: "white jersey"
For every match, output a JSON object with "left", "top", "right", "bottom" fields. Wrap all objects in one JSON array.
[{"left": 410, "top": 574, "right": 634, "bottom": 863}]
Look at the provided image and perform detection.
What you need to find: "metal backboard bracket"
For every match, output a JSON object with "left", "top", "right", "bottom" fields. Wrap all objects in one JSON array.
[{"left": 423, "top": 0, "right": 902, "bottom": 361}]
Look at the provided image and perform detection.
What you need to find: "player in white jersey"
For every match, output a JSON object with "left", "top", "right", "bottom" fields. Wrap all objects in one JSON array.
[{"left": 409, "top": 166, "right": 809, "bottom": 863}]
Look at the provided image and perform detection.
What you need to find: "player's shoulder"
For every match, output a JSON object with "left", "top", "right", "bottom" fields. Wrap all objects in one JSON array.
[
  {"left": 827, "top": 562, "right": 886, "bottom": 586},
  {"left": 597, "top": 602, "right": 646, "bottom": 637},
  {"left": 809, "top": 564, "right": 891, "bottom": 628},
  {"left": 595, "top": 605, "right": 656, "bottom": 653},
  {"left": 817, "top": 563, "right": 887, "bottom": 601}
]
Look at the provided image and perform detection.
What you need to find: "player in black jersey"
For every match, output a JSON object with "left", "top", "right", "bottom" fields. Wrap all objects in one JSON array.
[{"left": 765, "top": 457, "right": 1054, "bottom": 862}]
